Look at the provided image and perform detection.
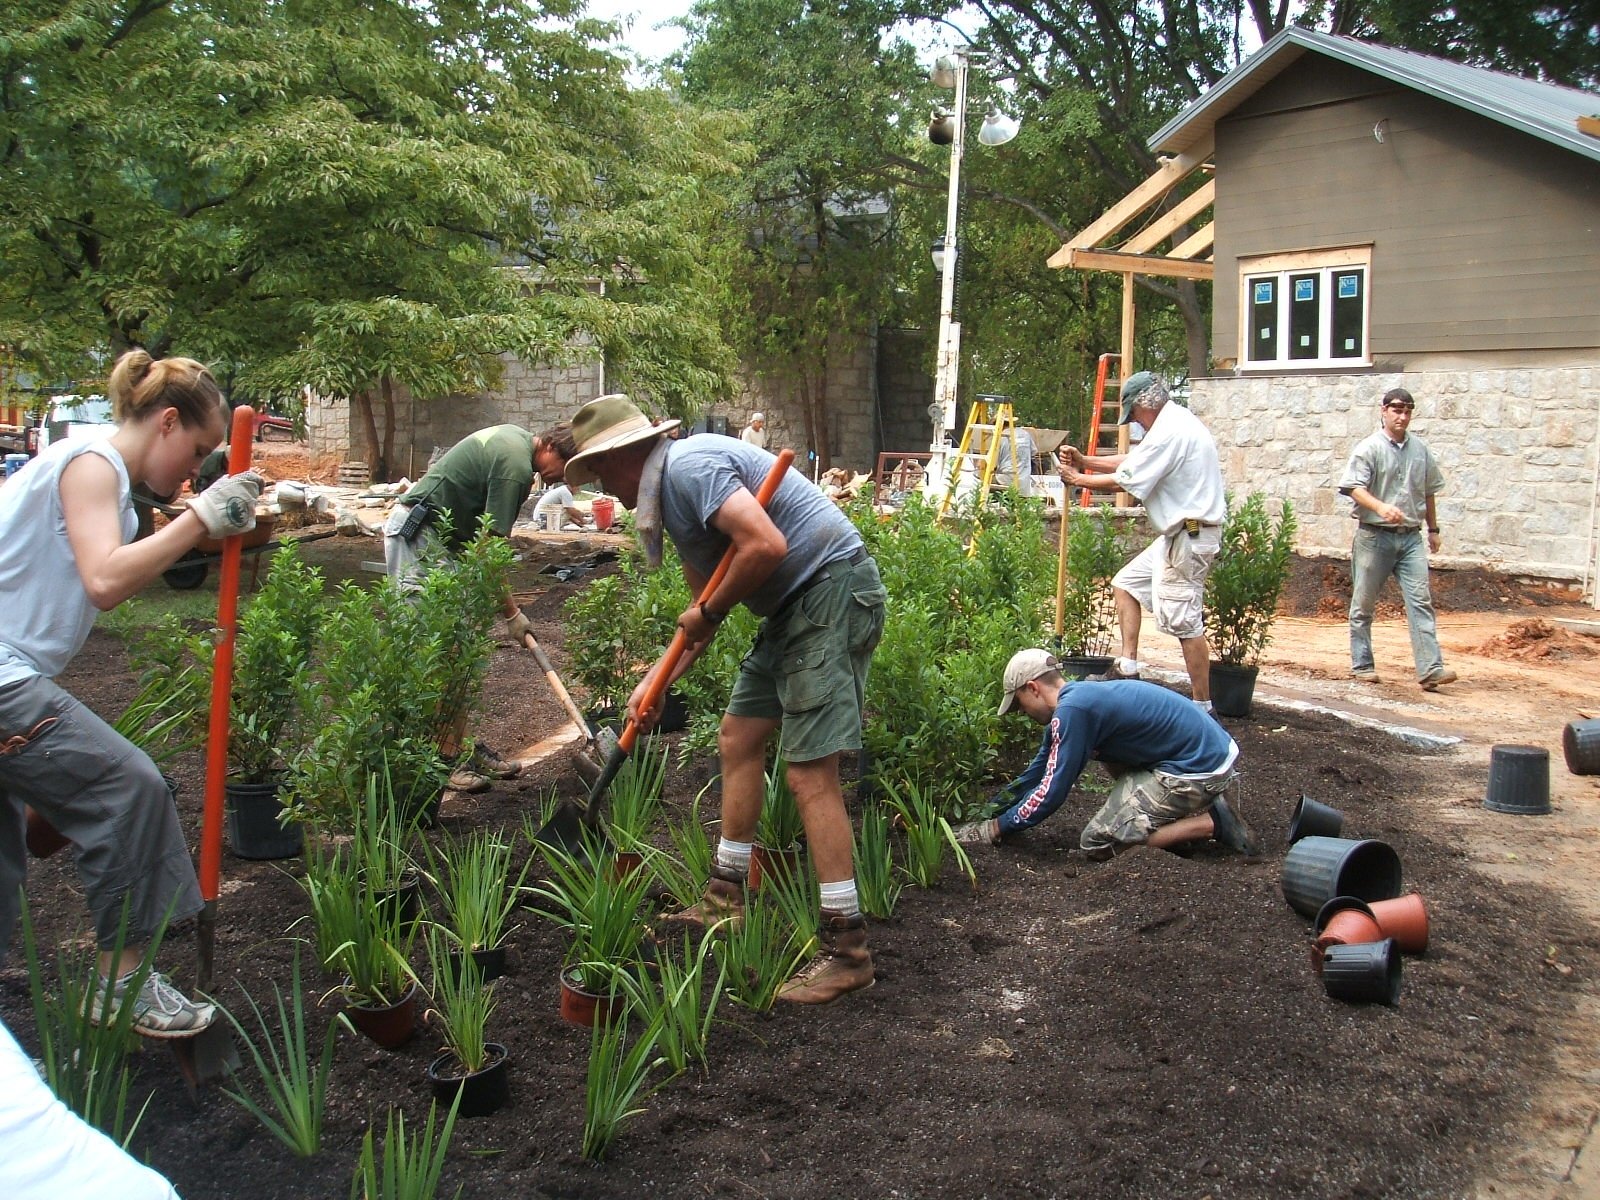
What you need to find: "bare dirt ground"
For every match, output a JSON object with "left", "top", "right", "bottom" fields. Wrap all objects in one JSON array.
[
  {"left": 5, "top": 444, "right": 1599, "bottom": 1198},
  {"left": 1137, "top": 556, "right": 1600, "bottom": 1198}
]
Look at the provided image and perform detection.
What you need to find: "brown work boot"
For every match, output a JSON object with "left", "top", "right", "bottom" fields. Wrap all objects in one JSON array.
[
  {"left": 776, "top": 911, "right": 875, "bottom": 1005},
  {"left": 659, "top": 864, "right": 746, "bottom": 931}
]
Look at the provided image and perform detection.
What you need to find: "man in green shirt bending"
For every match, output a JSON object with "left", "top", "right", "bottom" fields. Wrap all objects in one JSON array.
[{"left": 384, "top": 422, "right": 573, "bottom": 790}]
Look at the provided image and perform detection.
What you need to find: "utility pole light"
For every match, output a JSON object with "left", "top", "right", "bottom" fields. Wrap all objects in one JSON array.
[{"left": 925, "top": 51, "right": 1018, "bottom": 500}]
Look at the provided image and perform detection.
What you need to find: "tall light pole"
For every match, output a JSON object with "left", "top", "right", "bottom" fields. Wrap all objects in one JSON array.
[{"left": 925, "top": 51, "right": 1018, "bottom": 498}]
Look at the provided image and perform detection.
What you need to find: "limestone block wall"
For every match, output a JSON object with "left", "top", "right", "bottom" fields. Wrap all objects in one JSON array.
[{"left": 1190, "top": 367, "right": 1600, "bottom": 585}]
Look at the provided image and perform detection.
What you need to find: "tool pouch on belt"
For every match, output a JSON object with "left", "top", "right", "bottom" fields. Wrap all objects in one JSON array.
[
  {"left": 1184, "top": 518, "right": 1201, "bottom": 539},
  {"left": 397, "top": 500, "right": 434, "bottom": 541}
]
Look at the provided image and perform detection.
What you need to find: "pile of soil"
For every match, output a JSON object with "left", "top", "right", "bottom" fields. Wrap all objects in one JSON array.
[
  {"left": 1281, "top": 554, "right": 1582, "bottom": 620},
  {"left": 1473, "top": 618, "right": 1600, "bottom": 663},
  {"left": 2, "top": 549, "right": 1592, "bottom": 1197}
]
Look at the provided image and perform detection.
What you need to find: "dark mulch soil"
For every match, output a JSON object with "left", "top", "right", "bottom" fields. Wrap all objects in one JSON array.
[
  {"left": 2, "top": 551, "right": 1591, "bottom": 1199},
  {"left": 1280, "top": 552, "right": 1584, "bottom": 619}
]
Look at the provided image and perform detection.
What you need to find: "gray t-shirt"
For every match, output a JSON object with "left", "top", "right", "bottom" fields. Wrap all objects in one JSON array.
[
  {"left": 1338, "top": 429, "right": 1444, "bottom": 529},
  {"left": 0, "top": 437, "right": 135, "bottom": 686},
  {"left": 660, "top": 436, "right": 862, "bottom": 616},
  {"left": 993, "top": 427, "right": 1035, "bottom": 496}
]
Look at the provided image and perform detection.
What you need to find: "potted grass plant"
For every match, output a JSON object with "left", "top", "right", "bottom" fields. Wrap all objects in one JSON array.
[
  {"left": 604, "top": 734, "right": 666, "bottom": 879},
  {"left": 751, "top": 742, "right": 804, "bottom": 890},
  {"left": 1056, "top": 505, "right": 1124, "bottom": 677},
  {"left": 301, "top": 843, "right": 420, "bottom": 1049},
  {"left": 527, "top": 835, "right": 654, "bottom": 1028},
  {"left": 350, "top": 762, "right": 426, "bottom": 929},
  {"left": 424, "top": 828, "right": 530, "bottom": 983},
  {"left": 1204, "top": 492, "right": 1298, "bottom": 717},
  {"left": 423, "top": 930, "right": 510, "bottom": 1118}
]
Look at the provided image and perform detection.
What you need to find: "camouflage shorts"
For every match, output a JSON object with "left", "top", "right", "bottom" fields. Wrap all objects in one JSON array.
[{"left": 1079, "top": 767, "right": 1236, "bottom": 855}]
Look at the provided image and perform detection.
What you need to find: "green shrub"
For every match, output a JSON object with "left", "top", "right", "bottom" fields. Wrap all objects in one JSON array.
[
  {"left": 1205, "top": 492, "right": 1298, "bottom": 667},
  {"left": 230, "top": 543, "right": 325, "bottom": 783}
]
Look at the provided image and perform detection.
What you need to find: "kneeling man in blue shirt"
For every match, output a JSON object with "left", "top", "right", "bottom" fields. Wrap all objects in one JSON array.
[{"left": 954, "top": 649, "right": 1260, "bottom": 858}]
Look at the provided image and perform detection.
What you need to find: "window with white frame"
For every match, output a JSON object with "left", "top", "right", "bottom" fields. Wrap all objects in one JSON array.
[{"left": 1240, "top": 247, "right": 1371, "bottom": 369}]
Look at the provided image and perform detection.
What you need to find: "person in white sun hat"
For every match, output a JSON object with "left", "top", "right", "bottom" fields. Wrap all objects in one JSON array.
[{"left": 564, "top": 393, "right": 886, "bottom": 1005}]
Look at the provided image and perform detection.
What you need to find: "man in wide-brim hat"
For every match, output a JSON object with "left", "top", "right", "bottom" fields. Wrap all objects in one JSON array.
[{"left": 564, "top": 393, "right": 887, "bottom": 1005}]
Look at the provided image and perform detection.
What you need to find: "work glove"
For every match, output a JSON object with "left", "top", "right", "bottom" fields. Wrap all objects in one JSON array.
[
  {"left": 188, "top": 471, "right": 262, "bottom": 538},
  {"left": 506, "top": 608, "right": 534, "bottom": 645}
]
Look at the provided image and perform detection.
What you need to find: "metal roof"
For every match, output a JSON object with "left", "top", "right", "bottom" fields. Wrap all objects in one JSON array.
[{"left": 1151, "top": 27, "right": 1600, "bottom": 165}]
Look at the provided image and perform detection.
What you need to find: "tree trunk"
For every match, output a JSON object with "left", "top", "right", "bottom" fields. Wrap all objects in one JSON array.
[
  {"left": 797, "top": 374, "right": 818, "bottom": 475},
  {"left": 378, "top": 375, "right": 397, "bottom": 483},
  {"left": 812, "top": 355, "right": 833, "bottom": 473},
  {"left": 356, "top": 387, "right": 381, "bottom": 485}
]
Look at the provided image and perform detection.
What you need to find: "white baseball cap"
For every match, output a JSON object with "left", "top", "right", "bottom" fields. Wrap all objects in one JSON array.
[{"left": 998, "top": 648, "right": 1060, "bottom": 716}]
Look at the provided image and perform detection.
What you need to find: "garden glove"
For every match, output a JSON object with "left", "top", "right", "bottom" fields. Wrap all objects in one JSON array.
[
  {"left": 188, "top": 471, "right": 262, "bottom": 538},
  {"left": 506, "top": 608, "right": 534, "bottom": 645}
]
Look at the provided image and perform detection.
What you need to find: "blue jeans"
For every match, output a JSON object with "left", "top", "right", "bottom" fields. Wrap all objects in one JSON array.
[{"left": 1349, "top": 525, "right": 1443, "bottom": 681}]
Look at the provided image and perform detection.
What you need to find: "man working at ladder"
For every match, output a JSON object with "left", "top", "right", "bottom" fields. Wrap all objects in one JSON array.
[{"left": 1057, "top": 371, "right": 1225, "bottom": 713}]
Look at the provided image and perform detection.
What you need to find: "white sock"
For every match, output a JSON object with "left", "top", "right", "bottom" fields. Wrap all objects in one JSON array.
[
  {"left": 819, "top": 879, "right": 860, "bottom": 917},
  {"left": 1193, "top": 699, "right": 1214, "bottom": 713},
  {"left": 1117, "top": 657, "right": 1142, "bottom": 675},
  {"left": 715, "top": 838, "right": 752, "bottom": 875}
]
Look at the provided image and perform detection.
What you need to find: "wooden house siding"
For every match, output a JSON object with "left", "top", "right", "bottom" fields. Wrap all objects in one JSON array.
[{"left": 1213, "top": 61, "right": 1600, "bottom": 364}]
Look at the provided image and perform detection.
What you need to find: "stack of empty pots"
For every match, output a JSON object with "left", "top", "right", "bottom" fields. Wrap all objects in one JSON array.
[{"left": 1283, "top": 794, "right": 1429, "bottom": 1006}]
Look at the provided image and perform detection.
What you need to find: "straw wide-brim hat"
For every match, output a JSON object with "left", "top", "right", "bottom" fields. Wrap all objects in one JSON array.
[{"left": 563, "top": 394, "right": 681, "bottom": 486}]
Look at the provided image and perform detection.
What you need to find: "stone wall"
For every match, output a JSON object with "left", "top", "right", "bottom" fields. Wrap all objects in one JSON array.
[
  {"left": 304, "top": 350, "right": 604, "bottom": 481},
  {"left": 1191, "top": 366, "right": 1600, "bottom": 585}
]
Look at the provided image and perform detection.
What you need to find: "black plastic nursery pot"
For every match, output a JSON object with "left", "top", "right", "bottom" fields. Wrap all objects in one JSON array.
[
  {"left": 1564, "top": 718, "right": 1600, "bottom": 776},
  {"left": 1059, "top": 654, "right": 1114, "bottom": 680},
  {"left": 446, "top": 945, "right": 508, "bottom": 985},
  {"left": 1209, "top": 662, "right": 1258, "bottom": 718},
  {"left": 426, "top": 1043, "right": 511, "bottom": 1118},
  {"left": 1287, "top": 793, "right": 1344, "bottom": 844},
  {"left": 224, "top": 780, "right": 303, "bottom": 860},
  {"left": 1281, "top": 836, "right": 1403, "bottom": 918},
  {"left": 1484, "top": 744, "right": 1551, "bottom": 815},
  {"left": 374, "top": 869, "right": 425, "bottom": 927},
  {"left": 1322, "top": 938, "right": 1402, "bottom": 1005}
]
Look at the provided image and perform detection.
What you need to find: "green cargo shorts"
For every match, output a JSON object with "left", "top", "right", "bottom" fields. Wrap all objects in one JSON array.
[
  {"left": 1079, "top": 765, "right": 1235, "bottom": 856},
  {"left": 726, "top": 555, "right": 886, "bottom": 763}
]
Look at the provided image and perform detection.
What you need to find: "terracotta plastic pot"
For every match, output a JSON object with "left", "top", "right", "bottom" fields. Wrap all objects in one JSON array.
[
  {"left": 1484, "top": 744, "right": 1551, "bottom": 814},
  {"left": 225, "top": 779, "right": 303, "bottom": 860},
  {"left": 610, "top": 851, "right": 645, "bottom": 882},
  {"left": 426, "top": 1043, "right": 511, "bottom": 1118},
  {"left": 1309, "top": 896, "right": 1383, "bottom": 972},
  {"left": 1322, "top": 938, "right": 1402, "bottom": 1006},
  {"left": 1369, "top": 892, "right": 1430, "bottom": 955},
  {"left": 344, "top": 982, "right": 420, "bottom": 1049},
  {"left": 1287, "top": 794, "right": 1344, "bottom": 845},
  {"left": 559, "top": 968, "right": 623, "bottom": 1029},
  {"left": 1209, "top": 662, "right": 1258, "bottom": 718},
  {"left": 748, "top": 844, "right": 802, "bottom": 891},
  {"left": 1564, "top": 718, "right": 1600, "bottom": 776},
  {"left": 1281, "top": 836, "right": 1403, "bottom": 918}
]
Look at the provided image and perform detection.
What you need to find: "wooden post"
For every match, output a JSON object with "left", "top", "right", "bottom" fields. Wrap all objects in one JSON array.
[{"left": 1117, "top": 272, "right": 1136, "bottom": 507}]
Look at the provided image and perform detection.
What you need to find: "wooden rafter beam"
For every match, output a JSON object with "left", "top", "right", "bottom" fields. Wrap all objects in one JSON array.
[
  {"left": 1047, "top": 138, "right": 1214, "bottom": 269},
  {"left": 1170, "top": 221, "right": 1215, "bottom": 260},
  {"left": 1055, "top": 248, "right": 1214, "bottom": 280},
  {"left": 1122, "top": 179, "right": 1214, "bottom": 254}
]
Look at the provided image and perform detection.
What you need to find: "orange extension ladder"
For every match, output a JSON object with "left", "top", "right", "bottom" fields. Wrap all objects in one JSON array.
[{"left": 1077, "top": 352, "right": 1121, "bottom": 507}]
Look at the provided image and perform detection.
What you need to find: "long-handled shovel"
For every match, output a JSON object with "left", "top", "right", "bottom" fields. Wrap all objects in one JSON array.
[
  {"left": 174, "top": 404, "right": 255, "bottom": 1091},
  {"left": 519, "top": 631, "right": 621, "bottom": 782},
  {"left": 534, "top": 448, "right": 797, "bottom": 856}
]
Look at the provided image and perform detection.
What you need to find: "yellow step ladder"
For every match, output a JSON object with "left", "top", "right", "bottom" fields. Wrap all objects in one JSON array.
[{"left": 938, "top": 394, "right": 1021, "bottom": 553}]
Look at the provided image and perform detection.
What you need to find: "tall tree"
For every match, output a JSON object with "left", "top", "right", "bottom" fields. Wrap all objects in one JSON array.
[
  {"left": 0, "top": 0, "right": 740, "bottom": 476},
  {"left": 675, "top": 0, "right": 926, "bottom": 468}
]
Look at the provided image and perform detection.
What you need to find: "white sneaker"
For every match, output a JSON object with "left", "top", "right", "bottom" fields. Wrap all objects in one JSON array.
[{"left": 93, "top": 971, "right": 217, "bottom": 1039}]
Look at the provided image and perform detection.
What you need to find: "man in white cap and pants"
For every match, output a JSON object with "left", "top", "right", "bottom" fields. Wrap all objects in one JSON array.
[
  {"left": 953, "top": 649, "right": 1258, "bottom": 857},
  {"left": 1057, "top": 371, "right": 1225, "bottom": 712},
  {"left": 563, "top": 394, "right": 886, "bottom": 1005},
  {"left": 740, "top": 411, "right": 767, "bottom": 450}
]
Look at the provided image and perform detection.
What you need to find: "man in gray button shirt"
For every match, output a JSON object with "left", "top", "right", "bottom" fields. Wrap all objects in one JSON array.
[{"left": 1338, "top": 387, "right": 1457, "bottom": 691}]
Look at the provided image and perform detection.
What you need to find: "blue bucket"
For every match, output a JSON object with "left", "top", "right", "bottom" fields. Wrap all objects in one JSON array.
[{"left": 3, "top": 453, "right": 28, "bottom": 478}]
